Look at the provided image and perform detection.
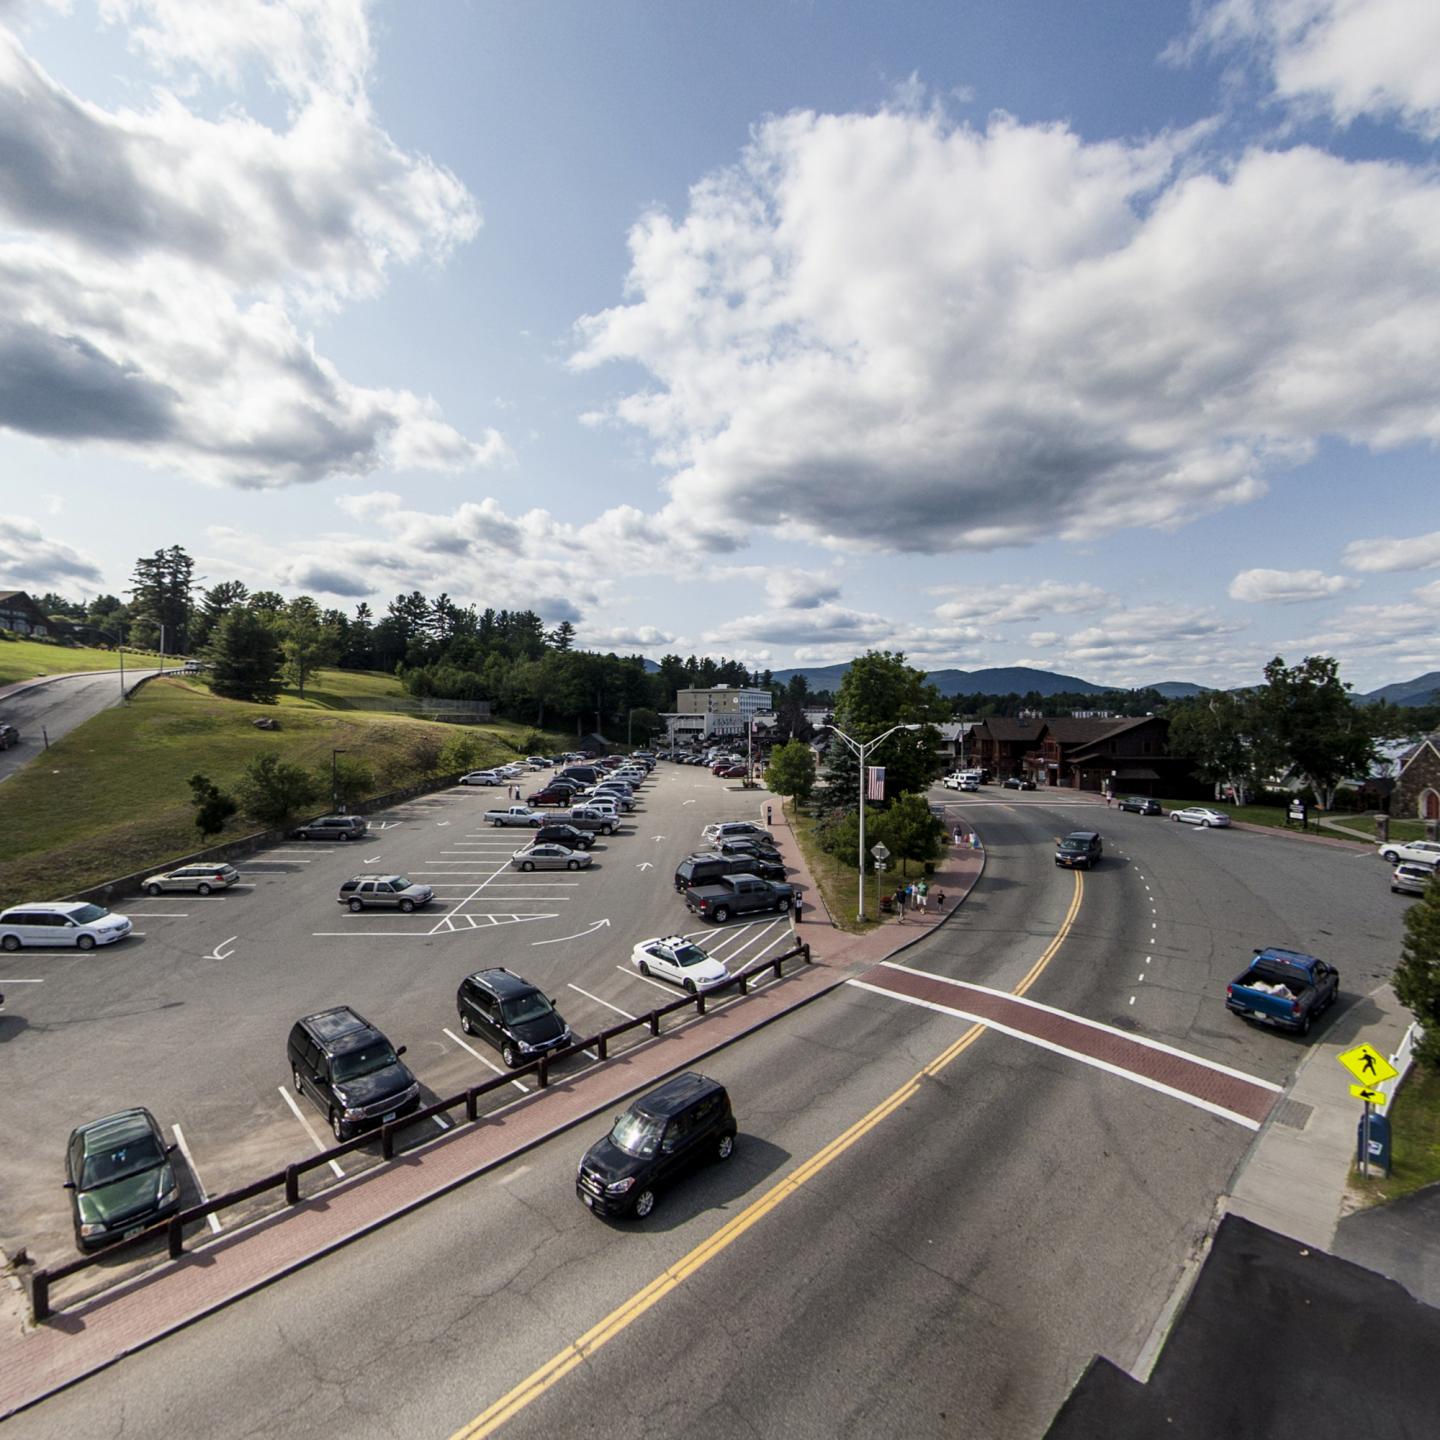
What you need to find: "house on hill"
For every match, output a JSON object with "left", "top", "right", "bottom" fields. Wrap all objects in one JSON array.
[{"left": 0, "top": 590, "right": 52, "bottom": 638}]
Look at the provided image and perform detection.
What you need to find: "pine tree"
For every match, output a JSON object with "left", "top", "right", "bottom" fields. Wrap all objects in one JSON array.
[{"left": 207, "top": 607, "right": 283, "bottom": 703}]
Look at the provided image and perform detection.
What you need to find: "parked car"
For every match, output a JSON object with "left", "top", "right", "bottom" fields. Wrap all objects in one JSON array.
[
  {"left": 533, "top": 823, "right": 595, "bottom": 850},
  {"left": 455, "top": 968, "right": 574, "bottom": 1068},
  {"left": 529, "top": 787, "right": 580, "bottom": 807},
  {"left": 1170, "top": 807, "right": 1232, "bottom": 828},
  {"left": 1002, "top": 776, "right": 1036, "bottom": 790},
  {"left": 576, "top": 1073, "right": 736, "bottom": 1219},
  {"left": 459, "top": 770, "right": 504, "bottom": 786},
  {"left": 714, "top": 837, "right": 783, "bottom": 865},
  {"left": 1117, "top": 796, "right": 1162, "bottom": 815},
  {"left": 1377, "top": 839, "right": 1440, "bottom": 866},
  {"left": 684, "top": 873, "right": 794, "bottom": 922},
  {"left": 337, "top": 875, "right": 434, "bottom": 912},
  {"left": 1225, "top": 948, "right": 1339, "bottom": 1038},
  {"left": 287, "top": 1007, "right": 420, "bottom": 1142},
  {"left": 1055, "top": 832, "right": 1103, "bottom": 870},
  {"left": 142, "top": 863, "right": 241, "bottom": 896},
  {"left": 64, "top": 1107, "right": 180, "bottom": 1250},
  {"left": 701, "top": 821, "right": 774, "bottom": 845},
  {"left": 292, "top": 815, "right": 369, "bottom": 842},
  {"left": 632, "top": 935, "right": 731, "bottom": 993},
  {"left": 0, "top": 901, "right": 132, "bottom": 952},
  {"left": 0, "top": 721, "right": 20, "bottom": 750},
  {"left": 716, "top": 764, "right": 750, "bottom": 779},
  {"left": 511, "top": 843, "right": 593, "bottom": 872},
  {"left": 1392, "top": 862, "right": 1436, "bottom": 896}
]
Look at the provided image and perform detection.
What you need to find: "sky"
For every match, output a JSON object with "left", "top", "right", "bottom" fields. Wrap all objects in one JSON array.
[{"left": 1, "top": 0, "right": 1438, "bottom": 693}]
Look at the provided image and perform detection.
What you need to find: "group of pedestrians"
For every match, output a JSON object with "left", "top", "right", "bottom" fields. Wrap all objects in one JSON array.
[{"left": 893, "top": 877, "right": 931, "bottom": 921}]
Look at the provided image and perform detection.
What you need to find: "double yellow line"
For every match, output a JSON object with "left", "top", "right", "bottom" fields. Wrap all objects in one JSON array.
[{"left": 451, "top": 872, "right": 1085, "bottom": 1439}]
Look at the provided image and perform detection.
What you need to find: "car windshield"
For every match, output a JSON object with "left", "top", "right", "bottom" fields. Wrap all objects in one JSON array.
[
  {"left": 332, "top": 1045, "right": 399, "bottom": 1081},
  {"left": 81, "top": 1132, "right": 164, "bottom": 1188},
  {"left": 1059, "top": 839, "right": 1088, "bottom": 851},
  {"left": 671, "top": 944, "right": 711, "bottom": 968},
  {"left": 609, "top": 1110, "right": 666, "bottom": 1158},
  {"left": 501, "top": 993, "right": 553, "bottom": 1025},
  {"left": 390, "top": 877, "right": 415, "bottom": 889},
  {"left": 71, "top": 904, "right": 109, "bottom": 924}
]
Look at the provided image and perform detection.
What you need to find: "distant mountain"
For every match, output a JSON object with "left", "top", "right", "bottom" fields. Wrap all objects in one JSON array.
[
  {"left": 1362, "top": 672, "right": 1440, "bottom": 707},
  {"left": 769, "top": 662, "right": 1205, "bottom": 699},
  {"left": 1149, "top": 680, "right": 1208, "bottom": 699}
]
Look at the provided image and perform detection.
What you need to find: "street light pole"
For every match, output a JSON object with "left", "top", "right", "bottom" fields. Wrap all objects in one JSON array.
[
  {"left": 332, "top": 748, "right": 347, "bottom": 810},
  {"left": 821, "top": 722, "right": 920, "bottom": 921}
]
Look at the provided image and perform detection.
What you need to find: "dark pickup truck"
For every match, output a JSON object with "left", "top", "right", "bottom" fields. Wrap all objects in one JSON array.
[
  {"left": 684, "top": 873, "right": 794, "bottom": 923},
  {"left": 1225, "top": 948, "right": 1340, "bottom": 1037}
]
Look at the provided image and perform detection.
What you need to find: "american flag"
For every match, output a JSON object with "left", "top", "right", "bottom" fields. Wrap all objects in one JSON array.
[{"left": 866, "top": 765, "right": 885, "bottom": 801}]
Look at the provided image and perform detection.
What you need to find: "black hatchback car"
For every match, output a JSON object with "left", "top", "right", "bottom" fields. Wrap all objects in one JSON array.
[
  {"left": 456, "top": 968, "right": 574, "bottom": 1068},
  {"left": 286, "top": 1007, "right": 420, "bottom": 1141},
  {"left": 576, "top": 1073, "right": 736, "bottom": 1220},
  {"left": 1117, "top": 795, "right": 1162, "bottom": 815}
]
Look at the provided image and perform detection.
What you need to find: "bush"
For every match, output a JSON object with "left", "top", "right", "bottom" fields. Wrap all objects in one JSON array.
[{"left": 236, "top": 752, "right": 317, "bottom": 828}]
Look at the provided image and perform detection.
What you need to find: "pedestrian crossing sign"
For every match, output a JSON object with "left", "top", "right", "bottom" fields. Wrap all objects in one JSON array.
[{"left": 1338, "top": 1043, "right": 1397, "bottom": 1087}]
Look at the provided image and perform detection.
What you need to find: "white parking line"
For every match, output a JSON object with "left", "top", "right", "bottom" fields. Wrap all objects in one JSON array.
[
  {"left": 569, "top": 984, "right": 636, "bottom": 1020},
  {"left": 617, "top": 964, "right": 680, "bottom": 997},
  {"left": 124, "top": 912, "right": 191, "bottom": 918},
  {"left": 442, "top": 1027, "right": 529, "bottom": 1093},
  {"left": 277, "top": 1087, "right": 346, "bottom": 1176},
  {"left": 0, "top": 977, "right": 43, "bottom": 983},
  {"left": 171, "top": 1123, "right": 223, "bottom": 1234}
]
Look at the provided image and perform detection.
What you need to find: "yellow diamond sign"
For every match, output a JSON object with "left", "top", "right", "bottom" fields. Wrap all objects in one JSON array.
[
  {"left": 1349, "top": 1084, "right": 1388, "bottom": 1107},
  {"left": 1338, "top": 1043, "right": 1397, "bottom": 1087}
]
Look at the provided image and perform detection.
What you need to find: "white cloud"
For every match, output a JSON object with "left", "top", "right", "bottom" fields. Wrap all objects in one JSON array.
[
  {"left": 1227, "top": 567, "right": 1357, "bottom": 603},
  {"left": 575, "top": 103, "right": 1440, "bottom": 557},
  {"left": 0, "top": 11, "right": 498, "bottom": 487},
  {"left": 581, "top": 625, "right": 676, "bottom": 650},
  {"left": 1028, "top": 631, "right": 1060, "bottom": 647},
  {"left": 1183, "top": 0, "right": 1440, "bottom": 140},
  {"left": 931, "top": 581, "right": 1112, "bottom": 625},
  {"left": 1343, "top": 530, "right": 1440, "bottom": 573},
  {"left": 0, "top": 513, "right": 104, "bottom": 585}
]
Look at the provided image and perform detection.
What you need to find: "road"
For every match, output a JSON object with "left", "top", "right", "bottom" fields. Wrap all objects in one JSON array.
[
  {"left": 1, "top": 782, "right": 1408, "bottom": 1438},
  {"left": 0, "top": 668, "right": 166, "bottom": 784}
]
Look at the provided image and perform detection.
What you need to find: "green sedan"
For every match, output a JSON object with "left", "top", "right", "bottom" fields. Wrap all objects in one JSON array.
[{"left": 65, "top": 1108, "right": 180, "bottom": 1250}]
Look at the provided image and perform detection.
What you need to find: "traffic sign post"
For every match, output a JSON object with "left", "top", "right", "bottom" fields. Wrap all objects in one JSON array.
[{"left": 1338, "top": 1045, "right": 1399, "bottom": 1178}]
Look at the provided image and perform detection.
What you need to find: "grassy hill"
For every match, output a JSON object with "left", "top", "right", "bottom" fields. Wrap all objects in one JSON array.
[
  {"left": 0, "top": 635, "right": 166, "bottom": 687},
  {"left": 0, "top": 669, "right": 565, "bottom": 907}
]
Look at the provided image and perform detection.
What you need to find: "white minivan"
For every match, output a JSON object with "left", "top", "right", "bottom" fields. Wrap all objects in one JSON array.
[{"left": 0, "top": 902, "right": 133, "bottom": 952}]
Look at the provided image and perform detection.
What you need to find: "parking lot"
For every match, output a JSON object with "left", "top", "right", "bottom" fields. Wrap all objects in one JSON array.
[{"left": 0, "top": 761, "right": 798, "bottom": 1289}]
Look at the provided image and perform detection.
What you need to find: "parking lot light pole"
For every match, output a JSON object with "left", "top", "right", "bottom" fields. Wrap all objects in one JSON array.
[
  {"left": 820, "top": 722, "right": 920, "bottom": 921},
  {"left": 332, "top": 748, "right": 347, "bottom": 810}
]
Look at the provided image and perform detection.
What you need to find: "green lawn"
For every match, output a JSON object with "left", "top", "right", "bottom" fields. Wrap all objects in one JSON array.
[
  {"left": 0, "top": 677, "right": 566, "bottom": 906},
  {"left": 1349, "top": 1062, "right": 1440, "bottom": 1206},
  {"left": 0, "top": 635, "right": 163, "bottom": 686},
  {"left": 786, "top": 800, "right": 887, "bottom": 935}
]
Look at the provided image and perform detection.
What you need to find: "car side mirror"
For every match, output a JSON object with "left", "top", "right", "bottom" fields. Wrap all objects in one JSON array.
[
  {"left": 167, "top": 1142, "right": 178, "bottom": 1155},
  {"left": 63, "top": 1180, "right": 75, "bottom": 1190},
  {"left": 661, "top": 1140, "right": 676, "bottom": 1154},
  {"left": 395, "top": 1045, "right": 407, "bottom": 1058}
]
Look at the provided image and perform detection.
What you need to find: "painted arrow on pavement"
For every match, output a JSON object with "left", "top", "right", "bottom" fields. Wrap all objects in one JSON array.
[{"left": 531, "top": 918, "right": 612, "bottom": 947}]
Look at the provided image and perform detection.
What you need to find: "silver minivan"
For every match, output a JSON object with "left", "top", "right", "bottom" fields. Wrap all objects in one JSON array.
[{"left": 0, "top": 902, "right": 133, "bottom": 952}]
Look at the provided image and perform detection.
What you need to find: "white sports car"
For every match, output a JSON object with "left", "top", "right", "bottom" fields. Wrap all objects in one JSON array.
[
  {"left": 1170, "top": 807, "right": 1233, "bottom": 828},
  {"left": 631, "top": 935, "right": 731, "bottom": 993}
]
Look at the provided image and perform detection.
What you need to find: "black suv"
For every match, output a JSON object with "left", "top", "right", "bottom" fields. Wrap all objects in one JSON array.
[
  {"left": 533, "top": 822, "right": 595, "bottom": 850},
  {"left": 674, "top": 852, "right": 785, "bottom": 892},
  {"left": 715, "top": 837, "right": 783, "bottom": 865},
  {"left": 1117, "top": 795, "right": 1162, "bottom": 815},
  {"left": 576, "top": 1073, "right": 736, "bottom": 1220},
  {"left": 286, "top": 1007, "right": 420, "bottom": 1141},
  {"left": 456, "top": 968, "right": 574, "bottom": 1068},
  {"left": 1055, "top": 831, "right": 1103, "bottom": 869}
]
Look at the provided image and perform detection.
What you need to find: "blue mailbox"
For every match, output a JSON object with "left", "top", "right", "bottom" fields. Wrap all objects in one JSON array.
[{"left": 1357, "top": 1110, "right": 1392, "bottom": 1176}]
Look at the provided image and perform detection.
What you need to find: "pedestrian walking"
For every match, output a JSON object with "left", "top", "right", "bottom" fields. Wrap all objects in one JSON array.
[
  {"left": 1105, "top": 789, "right": 1113, "bottom": 807},
  {"left": 935, "top": 889, "right": 946, "bottom": 910},
  {"left": 916, "top": 878, "right": 929, "bottom": 913}
]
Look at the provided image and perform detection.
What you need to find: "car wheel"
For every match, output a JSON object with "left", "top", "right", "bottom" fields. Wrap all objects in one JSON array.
[
  {"left": 522, "top": 861, "right": 535, "bottom": 872},
  {"left": 638, "top": 959, "right": 651, "bottom": 976},
  {"left": 776, "top": 896, "right": 791, "bottom": 911},
  {"left": 292, "top": 1065, "right": 305, "bottom": 1093},
  {"left": 713, "top": 905, "right": 730, "bottom": 923},
  {"left": 530, "top": 819, "right": 541, "bottom": 827},
  {"left": 147, "top": 882, "right": 163, "bottom": 895},
  {"left": 567, "top": 859, "right": 580, "bottom": 871},
  {"left": 196, "top": 883, "right": 212, "bottom": 896},
  {"left": 717, "top": 1132, "right": 734, "bottom": 1161},
  {"left": 400, "top": 898, "right": 415, "bottom": 913},
  {"left": 343, "top": 832, "right": 354, "bottom": 840},
  {"left": 77, "top": 934, "right": 96, "bottom": 951},
  {"left": 330, "top": 1110, "right": 347, "bottom": 1142},
  {"left": 1381, "top": 850, "right": 1398, "bottom": 863},
  {"left": 349, "top": 898, "right": 364, "bottom": 912},
  {"left": 684, "top": 978, "right": 697, "bottom": 995},
  {"left": 1202, "top": 819, "right": 1212, "bottom": 828},
  {"left": 461, "top": 1012, "right": 474, "bottom": 1035},
  {"left": 1299, "top": 1013, "right": 1312, "bottom": 1038},
  {"left": 632, "top": 1188, "right": 657, "bottom": 1220},
  {"left": 1, "top": 935, "right": 19, "bottom": 952},
  {"left": 501, "top": 1042, "right": 520, "bottom": 1069},
  {"left": 493, "top": 820, "right": 504, "bottom": 827},
  {"left": 1171, "top": 814, "right": 1181, "bottom": 822}
]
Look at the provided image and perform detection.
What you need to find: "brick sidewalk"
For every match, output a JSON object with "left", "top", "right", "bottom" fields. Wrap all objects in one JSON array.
[{"left": 0, "top": 808, "right": 987, "bottom": 1419}]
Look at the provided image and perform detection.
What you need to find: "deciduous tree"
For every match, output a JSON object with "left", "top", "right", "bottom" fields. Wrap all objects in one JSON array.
[
  {"left": 236, "top": 753, "right": 317, "bottom": 828},
  {"left": 1392, "top": 872, "right": 1440, "bottom": 1068},
  {"left": 766, "top": 740, "right": 817, "bottom": 804},
  {"left": 188, "top": 772, "right": 237, "bottom": 841}
]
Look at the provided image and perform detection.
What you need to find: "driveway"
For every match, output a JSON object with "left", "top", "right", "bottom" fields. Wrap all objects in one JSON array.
[{"left": 0, "top": 668, "right": 166, "bottom": 783}]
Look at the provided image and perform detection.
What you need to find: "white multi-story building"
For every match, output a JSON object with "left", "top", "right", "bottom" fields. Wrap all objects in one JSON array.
[{"left": 663, "top": 684, "right": 773, "bottom": 741}]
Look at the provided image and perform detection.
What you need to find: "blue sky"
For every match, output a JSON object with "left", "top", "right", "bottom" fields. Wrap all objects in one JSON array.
[{"left": 1, "top": 0, "right": 1438, "bottom": 691}]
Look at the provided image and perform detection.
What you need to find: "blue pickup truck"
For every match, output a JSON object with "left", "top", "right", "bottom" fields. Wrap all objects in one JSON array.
[{"left": 1225, "top": 948, "right": 1340, "bottom": 1037}]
